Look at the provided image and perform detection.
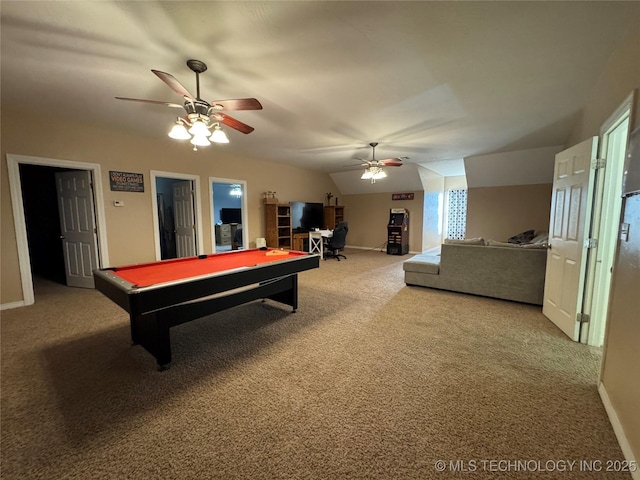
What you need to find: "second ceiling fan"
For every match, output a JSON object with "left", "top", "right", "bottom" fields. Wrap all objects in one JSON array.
[{"left": 347, "top": 142, "right": 408, "bottom": 183}]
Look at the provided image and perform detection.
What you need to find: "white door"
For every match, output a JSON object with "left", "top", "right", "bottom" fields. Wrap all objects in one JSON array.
[
  {"left": 543, "top": 137, "right": 599, "bottom": 340},
  {"left": 173, "top": 180, "right": 197, "bottom": 257},
  {"left": 55, "top": 170, "right": 99, "bottom": 288}
]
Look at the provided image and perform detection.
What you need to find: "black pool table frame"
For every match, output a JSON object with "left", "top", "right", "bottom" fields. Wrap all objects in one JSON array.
[{"left": 94, "top": 252, "right": 319, "bottom": 369}]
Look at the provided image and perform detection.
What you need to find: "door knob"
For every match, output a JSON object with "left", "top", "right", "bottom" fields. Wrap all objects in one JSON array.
[{"left": 59, "top": 235, "right": 66, "bottom": 240}]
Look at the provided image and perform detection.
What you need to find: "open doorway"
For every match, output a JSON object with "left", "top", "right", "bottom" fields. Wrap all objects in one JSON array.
[
  {"left": 150, "top": 171, "right": 203, "bottom": 261},
  {"left": 19, "top": 164, "right": 73, "bottom": 285},
  {"left": 582, "top": 92, "right": 634, "bottom": 346},
  {"left": 6, "top": 154, "right": 109, "bottom": 307},
  {"left": 542, "top": 92, "right": 633, "bottom": 347},
  {"left": 210, "top": 178, "right": 248, "bottom": 252}
]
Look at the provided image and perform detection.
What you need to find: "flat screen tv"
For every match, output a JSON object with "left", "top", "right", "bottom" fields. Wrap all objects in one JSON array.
[
  {"left": 220, "top": 208, "right": 242, "bottom": 224},
  {"left": 291, "top": 202, "right": 324, "bottom": 232}
]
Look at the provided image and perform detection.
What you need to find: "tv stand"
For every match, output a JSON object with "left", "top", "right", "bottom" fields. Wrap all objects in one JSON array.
[{"left": 292, "top": 232, "right": 308, "bottom": 252}]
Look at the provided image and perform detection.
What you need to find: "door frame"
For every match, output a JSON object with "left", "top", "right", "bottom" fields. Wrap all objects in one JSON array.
[
  {"left": 209, "top": 177, "right": 248, "bottom": 252},
  {"left": 582, "top": 91, "right": 634, "bottom": 346},
  {"left": 6, "top": 154, "right": 109, "bottom": 307},
  {"left": 150, "top": 170, "right": 204, "bottom": 260}
]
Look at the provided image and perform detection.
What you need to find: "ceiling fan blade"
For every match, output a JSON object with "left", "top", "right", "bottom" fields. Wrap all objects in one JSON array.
[
  {"left": 214, "top": 113, "right": 255, "bottom": 134},
  {"left": 342, "top": 163, "right": 368, "bottom": 167},
  {"left": 381, "top": 158, "right": 405, "bottom": 167},
  {"left": 209, "top": 98, "right": 263, "bottom": 111},
  {"left": 152, "top": 70, "right": 196, "bottom": 100},
  {"left": 115, "top": 97, "right": 184, "bottom": 108}
]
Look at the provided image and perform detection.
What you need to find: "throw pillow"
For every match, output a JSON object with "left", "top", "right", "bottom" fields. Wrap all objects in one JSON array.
[{"left": 507, "top": 229, "right": 536, "bottom": 244}]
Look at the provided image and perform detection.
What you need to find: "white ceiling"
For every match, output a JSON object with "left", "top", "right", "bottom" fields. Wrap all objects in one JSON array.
[{"left": 2, "top": 1, "right": 638, "bottom": 193}]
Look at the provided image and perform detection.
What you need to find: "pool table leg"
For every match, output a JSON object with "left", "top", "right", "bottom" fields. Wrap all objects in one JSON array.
[
  {"left": 132, "top": 311, "right": 172, "bottom": 370},
  {"left": 129, "top": 314, "right": 139, "bottom": 345},
  {"left": 264, "top": 274, "right": 298, "bottom": 312}
]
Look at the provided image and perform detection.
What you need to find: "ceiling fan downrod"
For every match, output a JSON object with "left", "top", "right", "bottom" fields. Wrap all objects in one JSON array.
[
  {"left": 370, "top": 142, "right": 378, "bottom": 160},
  {"left": 186, "top": 59, "right": 207, "bottom": 101}
]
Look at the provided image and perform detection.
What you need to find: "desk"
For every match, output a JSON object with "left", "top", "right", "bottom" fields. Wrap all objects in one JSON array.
[
  {"left": 309, "top": 229, "right": 333, "bottom": 256},
  {"left": 94, "top": 248, "right": 319, "bottom": 369}
]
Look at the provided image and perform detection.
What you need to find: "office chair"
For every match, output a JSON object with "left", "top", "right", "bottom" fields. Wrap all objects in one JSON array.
[
  {"left": 324, "top": 221, "right": 348, "bottom": 261},
  {"left": 232, "top": 227, "right": 243, "bottom": 250}
]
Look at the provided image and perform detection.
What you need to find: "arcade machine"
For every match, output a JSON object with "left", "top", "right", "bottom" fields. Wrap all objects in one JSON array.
[{"left": 387, "top": 208, "right": 409, "bottom": 255}]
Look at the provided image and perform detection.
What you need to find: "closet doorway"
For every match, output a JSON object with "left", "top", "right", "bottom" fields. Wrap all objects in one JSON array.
[{"left": 6, "top": 154, "right": 109, "bottom": 307}]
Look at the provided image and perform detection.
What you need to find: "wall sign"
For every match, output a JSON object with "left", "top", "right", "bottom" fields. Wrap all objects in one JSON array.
[
  {"left": 109, "top": 171, "right": 144, "bottom": 192},
  {"left": 392, "top": 192, "right": 414, "bottom": 201}
]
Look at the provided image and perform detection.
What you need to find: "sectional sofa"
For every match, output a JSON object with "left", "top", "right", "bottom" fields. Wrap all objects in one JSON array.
[{"left": 403, "top": 240, "right": 548, "bottom": 305}]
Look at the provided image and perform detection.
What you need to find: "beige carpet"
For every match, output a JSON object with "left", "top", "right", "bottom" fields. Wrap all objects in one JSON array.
[{"left": 0, "top": 249, "right": 630, "bottom": 479}]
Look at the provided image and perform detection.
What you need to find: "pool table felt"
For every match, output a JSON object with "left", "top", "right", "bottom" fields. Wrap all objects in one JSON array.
[{"left": 111, "top": 249, "right": 305, "bottom": 288}]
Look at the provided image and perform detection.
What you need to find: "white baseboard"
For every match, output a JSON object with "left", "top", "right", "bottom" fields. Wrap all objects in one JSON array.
[
  {"left": 1, "top": 300, "right": 26, "bottom": 311},
  {"left": 345, "top": 244, "right": 386, "bottom": 253},
  {"left": 598, "top": 382, "right": 639, "bottom": 480},
  {"left": 345, "top": 245, "right": 420, "bottom": 255}
]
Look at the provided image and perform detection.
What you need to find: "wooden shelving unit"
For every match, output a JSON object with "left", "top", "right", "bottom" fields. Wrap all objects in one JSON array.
[
  {"left": 265, "top": 204, "right": 345, "bottom": 249},
  {"left": 324, "top": 205, "right": 345, "bottom": 229},
  {"left": 265, "top": 204, "right": 292, "bottom": 249}
]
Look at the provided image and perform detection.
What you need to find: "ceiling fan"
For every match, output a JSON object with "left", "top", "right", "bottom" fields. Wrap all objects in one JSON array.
[
  {"left": 346, "top": 142, "right": 409, "bottom": 183},
  {"left": 116, "top": 59, "right": 262, "bottom": 150}
]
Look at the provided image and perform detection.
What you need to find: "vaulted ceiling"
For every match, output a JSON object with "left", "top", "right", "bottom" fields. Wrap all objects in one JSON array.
[{"left": 2, "top": 1, "right": 638, "bottom": 193}]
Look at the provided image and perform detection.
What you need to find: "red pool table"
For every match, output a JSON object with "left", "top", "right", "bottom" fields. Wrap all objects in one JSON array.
[{"left": 94, "top": 248, "right": 319, "bottom": 369}]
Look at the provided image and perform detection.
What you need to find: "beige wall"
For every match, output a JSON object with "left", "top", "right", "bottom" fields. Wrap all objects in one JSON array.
[
  {"left": 567, "top": 18, "right": 640, "bottom": 463},
  {"left": 466, "top": 184, "right": 552, "bottom": 241},
  {"left": 341, "top": 192, "right": 424, "bottom": 253},
  {"left": 1, "top": 108, "right": 339, "bottom": 304},
  {"left": 445, "top": 176, "right": 467, "bottom": 191}
]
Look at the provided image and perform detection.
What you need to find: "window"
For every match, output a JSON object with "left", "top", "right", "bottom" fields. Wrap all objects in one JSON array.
[{"left": 445, "top": 189, "right": 467, "bottom": 239}]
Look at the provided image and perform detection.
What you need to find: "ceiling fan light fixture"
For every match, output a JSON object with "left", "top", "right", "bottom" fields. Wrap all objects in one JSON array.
[
  {"left": 168, "top": 120, "right": 191, "bottom": 140},
  {"left": 190, "top": 133, "right": 211, "bottom": 147},
  {"left": 361, "top": 169, "right": 373, "bottom": 180},
  {"left": 188, "top": 119, "right": 211, "bottom": 137},
  {"left": 361, "top": 166, "right": 386, "bottom": 182},
  {"left": 210, "top": 123, "right": 229, "bottom": 144},
  {"left": 230, "top": 184, "right": 242, "bottom": 198},
  {"left": 373, "top": 168, "right": 387, "bottom": 180}
]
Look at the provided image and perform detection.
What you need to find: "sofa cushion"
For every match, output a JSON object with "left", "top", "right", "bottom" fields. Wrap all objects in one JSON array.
[
  {"left": 485, "top": 239, "right": 547, "bottom": 249},
  {"left": 443, "top": 237, "right": 485, "bottom": 246},
  {"left": 485, "top": 239, "right": 520, "bottom": 248},
  {"left": 530, "top": 232, "right": 549, "bottom": 245},
  {"left": 403, "top": 254, "right": 440, "bottom": 274},
  {"left": 521, "top": 243, "right": 547, "bottom": 249}
]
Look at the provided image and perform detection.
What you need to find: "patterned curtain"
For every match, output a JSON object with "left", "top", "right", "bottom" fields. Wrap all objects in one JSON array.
[{"left": 446, "top": 189, "right": 467, "bottom": 239}]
